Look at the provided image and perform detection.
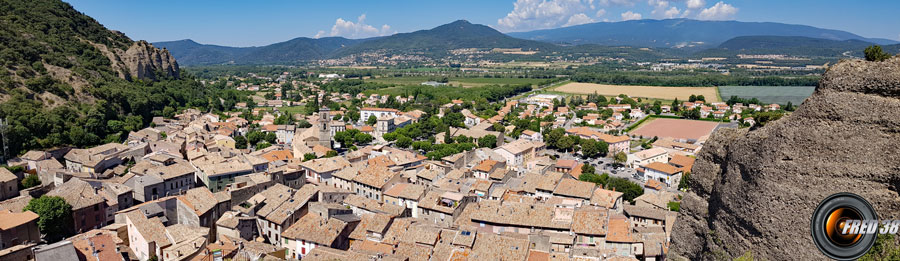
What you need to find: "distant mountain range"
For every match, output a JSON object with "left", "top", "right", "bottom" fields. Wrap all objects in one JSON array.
[
  {"left": 331, "top": 20, "right": 556, "bottom": 57},
  {"left": 157, "top": 19, "right": 899, "bottom": 66},
  {"left": 157, "top": 20, "right": 553, "bottom": 65},
  {"left": 696, "top": 36, "right": 900, "bottom": 58},
  {"left": 154, "top": 37, "right": 364, "bottom": 65},
  {"left": 509, "top": 19, "right": 898, "bottom": 48}
]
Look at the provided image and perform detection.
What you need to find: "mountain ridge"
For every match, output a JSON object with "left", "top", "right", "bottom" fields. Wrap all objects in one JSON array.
[
  {"left": 508, "top": 18, "right": 898, "bottom": 48},
  {"left": 158, "top": 19, "right": 899, "bottom": 66},
  {"left": 694, "top": 35, "right": 886, "bottom": 57},
  {"left": 0, "top": 0, "right": 211, "bottom": 155},
  {"left": 157, "top": 20, "right": 555, "bottom": 65}
]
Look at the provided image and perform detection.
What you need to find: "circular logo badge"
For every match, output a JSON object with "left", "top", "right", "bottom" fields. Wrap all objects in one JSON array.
[{"left": 810, "top": 192, "right": 878, "bottom": 260}]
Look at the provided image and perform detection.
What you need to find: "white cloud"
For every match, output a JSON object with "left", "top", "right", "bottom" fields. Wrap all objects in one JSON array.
[
  {"left": 497, "top": 0, "right": 597, "bottom": 31},
  {"left": 621, "top": 11, "right": 643, "bottom": 21},
  {"left": 316, "top": 14, "right": 393, "bottom": 39},
  {"left": 649, "top": 0, "right": 680, "bottom": 18},
  {"left": 662, "top": 7, "right": 681, "bottom": 18},
  {"left": 596, "top": 9, "right": 607, "bottom": 17},
  {"left": 697, "top": 1, "right": 738, "bottom": 20},
  {"left": 597, "top": 0, "right": 640, "bottom": 6},
  {"left": 686, "top": 0, "right": 706, "bottom": 9},
  {"left": 564, "top": 13, "right": 595, "bottom": 27}
]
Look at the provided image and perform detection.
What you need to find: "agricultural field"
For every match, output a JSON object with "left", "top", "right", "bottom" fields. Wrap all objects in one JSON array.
[
  {"left": 717, "top": 86, "right": 816, "bottom": 105},
  {"left": 367, "top": 76, "right": 547, "bottom": 88},
  {"left": 553, "top": 82, "right": 721, "bottom": 102},
  {"left": 630, "top": 118, "right": 720, "bottom": 142}
]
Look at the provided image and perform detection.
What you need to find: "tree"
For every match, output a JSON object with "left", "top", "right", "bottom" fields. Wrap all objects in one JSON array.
[
  {"left": 683, "top": 107, "right": 701, "bottom": 120},
  {"left": 580, "top": 139, "right": 608, "bottom": 158},
  {"left": 303, "top": 153, "right": 317, "bottom": 161},
  {"left": 24, "top": 196, "right": 73, "bottom": 242},
  {"left": 865, "top": 45, "right": 892, "bottom": 62},
  {"left": 443, "top": 131, "right": 452, "bottom": 144},
  {"left": 581, "top": 164, "right": 596, "bottom": 175},
  {"left": 492, "top": 123, "right": 505, "bottom": 133},
  {"left": 606, "top": 177, "right": 643, "bottom": 202},
  {"left": 442, "top": 112, "right": 464, "bottom": 128},
  {"left": 546, "top": 128, "right": 566, "bottom": 148},
  {"left": 256, "top": 142, "right": 272, "bottom": 150},
  {"left": 396, "top": 135, "right": 412, "bottom": 148},
  {"left": 247, "top": 131, "right": 264, "bottom": 145},
  {"left": 354, "top": 133, "right": 374, "bottom": 145},
  {"left": 614, "top": 152, "right": 627, "bottom": 165},
  {"left": 5, "top": 165, "right": 25, "bottom": 174},
  {"left": 785, "top": 101, "right": 795, "bottom": 112},
  {"left": 264, "top": 132, "right": 277, "bottom": 144},
  {"left": 478, "top": 134, "right": 498, "bottom": 148},
  {"left": 334, "top": 131, "right": 355, "bottom": 148},
  {"left": 22, "top": 174, "right": 41, "bottom": 189},
  {"left": 557, "top": 136, "right": 575, "bottom": 152},
  {"left": 234, "top": 136, "right": 248, "bottom": 149},
  {"left": 296, "top": 120, "right": 312, "bottom": 128},
  {"left": 678, "top": 172, "right": 691, "bottom": 190},
  {"left": 325, "top": 150, "right": 338, "bottom": 158},
  {"left": 366, "top": 115, "right": 377, "bottom": 125},
  {"left": 274, "top": 114, "right": 292, "bottom": 125},
  {"left": 688, "top": 94, "right": 697, "bottom": 102},
  {"left": 579, "top": 172, "right": 609, "bottom": 186}
]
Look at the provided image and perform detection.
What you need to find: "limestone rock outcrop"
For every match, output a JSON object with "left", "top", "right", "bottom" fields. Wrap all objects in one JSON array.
[
  {"left": 670, "top": 57, "right": 900, "bottom": 260},
  {"left": 99, "top": 40, "right": 180, "bottom": 81}
]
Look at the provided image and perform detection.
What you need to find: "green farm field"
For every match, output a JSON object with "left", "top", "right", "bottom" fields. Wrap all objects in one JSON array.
[{"left": 717, "top": 86, "right": 816, "bottom": 105}]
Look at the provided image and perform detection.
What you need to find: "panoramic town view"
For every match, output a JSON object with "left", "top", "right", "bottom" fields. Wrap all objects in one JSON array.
[{"left": 1, "top": 0, "right": 900, "bottom": 260}]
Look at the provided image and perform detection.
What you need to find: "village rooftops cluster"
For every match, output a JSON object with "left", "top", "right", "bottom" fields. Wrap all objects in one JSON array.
[{"left": 0, "top": 83, "right": 703, "bottom": 261}]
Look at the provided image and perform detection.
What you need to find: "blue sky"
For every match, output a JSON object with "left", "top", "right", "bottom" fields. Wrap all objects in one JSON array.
[{"left": 66, "top": 0, "right": 900, "bottom": 47}]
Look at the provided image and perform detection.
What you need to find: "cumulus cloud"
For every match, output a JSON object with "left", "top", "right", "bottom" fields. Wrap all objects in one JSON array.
[
  {"left": 496, "top": 0, "right": 594, "bottom": 31},
  {"left": 495, "top": 0, "right": 640, "bottom": 31},
  {"left": 315, "top": 14, "right": 393, "bottom": 39},
  {"left": 697, "top": 1, "right": 738, "bottom": 20},
  {"left": 597, "top": 0, "right": 640, "bottom": 6},
  {"left": 621, "top": 11, "right": 642, "bottom": 21},
  {"left": 662, "top": 7, "right": 681, "bottom": 18},
  {"left": 649, "top": 0, "right": 680, "bottom": 18},
  {"left": 564, "top": 13, "right": 596, "bottom": 27},
  {"left": 686, "top": 0, "right": 706, "bottom": 9},
  {"left": 496, "top": 0, "right": 737, "bottom": 30}
]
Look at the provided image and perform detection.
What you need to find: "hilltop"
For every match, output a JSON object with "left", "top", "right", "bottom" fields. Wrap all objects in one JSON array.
[
  {"left": 330, "top": 20, "right": 556, "bottom": 57},
  {"left": 157, "top": 20, "right": 557, "bottom": 65},
  {"left": 0, "top": 0, "right": 214, "bottom": 155},
  {"left": 155, "top": 37, "right": 364, "bottom": 65}
]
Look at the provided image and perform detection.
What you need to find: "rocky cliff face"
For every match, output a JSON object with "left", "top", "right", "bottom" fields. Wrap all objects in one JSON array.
[
  {"left": 671, "top": 57, "right": 900, "bottom": 260},
  {"left": 99, "top": 40, "right": 180, "bottom": 81}
]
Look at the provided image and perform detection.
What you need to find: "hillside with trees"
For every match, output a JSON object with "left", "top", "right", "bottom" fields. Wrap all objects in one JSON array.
[{"left": 0, "top": 0, "right": 228, "bottom": 155}]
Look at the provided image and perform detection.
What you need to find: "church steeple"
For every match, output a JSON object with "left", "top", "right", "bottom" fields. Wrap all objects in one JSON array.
[{"left": 317, "top": 107, "right": 332, "bottom": 148}]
